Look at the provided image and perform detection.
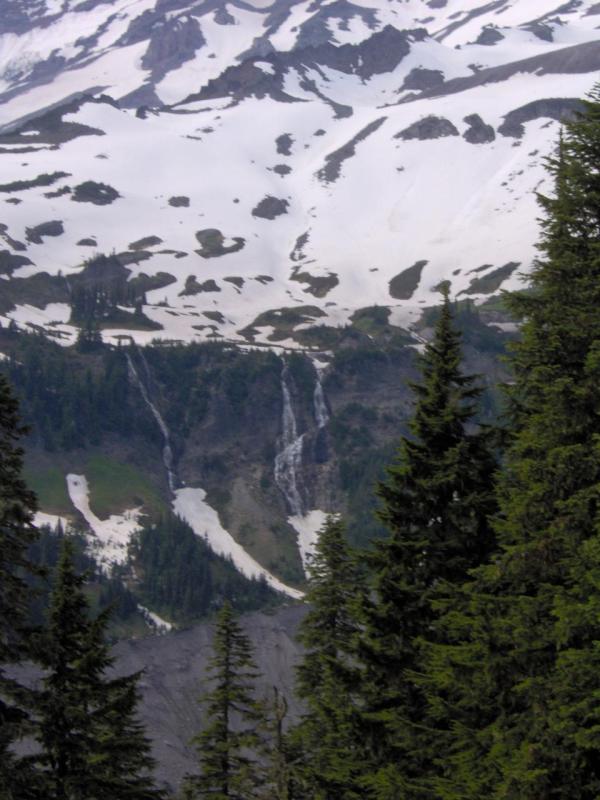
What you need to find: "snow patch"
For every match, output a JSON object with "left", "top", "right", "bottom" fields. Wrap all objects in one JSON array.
[
  {"left": 34, "top": 511, "right": 68, "bottom": 530},
  {"left": 288, "top": 509, "right": 329, "bottom": 571},
  {"left": 66, "top": 474, "right": 142, "bottom": 572},
  {"left": 173, "top": 487, "right": 304, "bottom": 599},
  {"left": 137, "top": 604, "right": 173, "bottom": 633}
]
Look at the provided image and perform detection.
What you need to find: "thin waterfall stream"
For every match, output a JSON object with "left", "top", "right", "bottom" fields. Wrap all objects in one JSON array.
[
  {"left": 274, "top": 363, "right": 306, "bottom": 517},
  {"left": 126, "top": 348, "right": 177, "bottom": 493}
]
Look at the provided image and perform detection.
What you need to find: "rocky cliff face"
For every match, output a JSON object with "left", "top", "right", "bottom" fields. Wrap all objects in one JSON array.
[{"left": 112, "top": 604, "right": 307, "bottom": 792}]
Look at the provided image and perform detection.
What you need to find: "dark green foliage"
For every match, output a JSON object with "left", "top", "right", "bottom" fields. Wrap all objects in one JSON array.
[
  {"left": 26, "top": 522, "right": 139, "bottom": 633},
  {"left": 33, "top": 539, "right": 163, "bottom": 799},
  {"left": 0, "top": 373, "right": 39, "bottom": 797},
  {"left": 423, "top": 87, "right": 600, "bottom": 800},
  {"left": 1, "top": 333, "right": 138, "bottom": 449},
  {"left": 292, "top": 516, "right": 366, "bottom": 799},
  {"left": 131, "top": 513, "right": 280, "bottom": 623},
  {"left": 358, "top": 288, "right": 498, "bottom": 798},
  {"left": 183, "top": 602, "right": 264, "bottom": 800}
]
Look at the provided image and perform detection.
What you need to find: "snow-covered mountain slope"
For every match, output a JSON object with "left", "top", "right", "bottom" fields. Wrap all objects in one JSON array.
[{"left": 1, "top": 0, "right": 599, "bottom": 346}]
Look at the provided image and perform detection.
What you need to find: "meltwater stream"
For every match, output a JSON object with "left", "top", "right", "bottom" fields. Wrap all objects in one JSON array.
[
  {"left": 313, "top": 365, "right": 329, "bottom": 429},
  {"left": 126, "top": 348, "right": 177, "bottom": 493},
  {"left": 274, "top": 363, "right": 306, "bottom": 517}
]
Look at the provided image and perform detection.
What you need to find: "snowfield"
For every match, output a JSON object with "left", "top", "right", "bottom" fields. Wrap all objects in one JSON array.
[{"left": 0, "top": 0, "right": 598, "bottom": 347}]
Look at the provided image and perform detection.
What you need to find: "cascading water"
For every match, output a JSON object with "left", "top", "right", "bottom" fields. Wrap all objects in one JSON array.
[
  {"left": 126, "top": 348, "right": 177, "bottom": 493},
  {"left": 313, "top": 366, "right": 329, "bottom": 429},
  {"left": 274, "top": 363, "right": 306, "bottom": 517}
]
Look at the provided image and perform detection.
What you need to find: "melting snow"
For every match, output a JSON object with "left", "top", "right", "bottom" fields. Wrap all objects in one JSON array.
[
  {"left": 173, "top": 487, "right": 304, "bottom": 599},
  {"left": 34, "top": 511, "right": 68, "bottom": 530},
  {"left": 288, "top": 509, "right": 329, "bottom": 571},
  {"left": 66, "top": 474, "right": 142, "bottom": 572},
  {"left": 137, "top": 604, "right": 173, "bottom": 632}
]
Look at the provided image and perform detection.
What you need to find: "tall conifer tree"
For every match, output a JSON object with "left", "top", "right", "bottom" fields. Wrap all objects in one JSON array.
[
  {"left": 293, "top": 516, "right": 365, "bottom": 799},
  {"left": 358, "top": 287, "right": 498, "bottom": 798},
  {"left": 183, "top": 602, "right": 264, "bottom": 800},
  {"left": 0, "top": 373, "right": 39, "bottom": 798},
  {"left": 34, "top": 539, "right": 162, "bottom": 799},
  {"left": 422, "top": 86, "right": 600, "bottom": 800}
]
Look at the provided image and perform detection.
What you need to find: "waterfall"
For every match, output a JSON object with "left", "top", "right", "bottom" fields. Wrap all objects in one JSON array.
[
  {"left": 274, "top": 364, "right": 305, "bottom": 517},
  {"left": 313, "top": 366, "right": 329, "bottom": 429},
  {"left": 126, "top": 348, "right": 177, "bottom": 493}
]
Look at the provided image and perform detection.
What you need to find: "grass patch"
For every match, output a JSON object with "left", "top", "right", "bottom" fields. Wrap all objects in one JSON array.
[
  {"left": 84, "top": 455, "right": 165, "bottom": 518},
  {"left": 25, "top": 466, "right": 71, "bottom": 514}
]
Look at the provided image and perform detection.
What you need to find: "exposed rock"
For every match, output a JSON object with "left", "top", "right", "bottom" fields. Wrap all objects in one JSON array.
[
  {"left": 290, "top": 270, "right": 339, "bottom": 298},
  {"left": 203, "top": 310, "right": 226, "bottom": 323},
  {"left": 44, "top": 186, "right": 71, "bottom": 198},
  {"left": 276, "top": 133, "right": 293, "bottom": 156},
  {"left": 141, "top": 16, "right": 206, "bottom": 83},
  {"left": 435, "top": 0, "right": 507, "bottom": 42},
  {"left": 290, "top": 231, "right": 310, "bottom": 262},
  {"left": 461, "top": 262, "right": 520, "bottom": 295},
  {"left": 180, "top": 276, "right": 221, "bottom": 295},
  {"left": 401, "top": 68, "right": 444, "bottom": 92},
  {"left": 0, "top": 271, "right": 69, "bottom": 315},
  {"left": 0, "top": 250, "right": 32, "bottom": 276},
  {"left": 25, "top": 220, "right": 64, "bottom": 244},
  {"left": 214, "top": 6, "right": 236, "bottom": 25},
  {"left": 389, "top": 260, "right": 428, "bottom": 300},
  {"left": 76, "top": 238, "right": 97, "bottom": 246},
  {"left": 109, "top": 605, "right": 306, "bottom": 791},
  {"left": 404, "top": 41, "right": 600, "bottom": 104},
  {"left": 522, "top": 22, "right": 554, "bottom": 42},
  {"left": 224, "top": 276, "right": 244, "bottom": 289},
  {"left": 475, "top": 26, "right": 505, "bottom": 45},
  {"left": 168, "top": 195, "right": 190, "bottom": 207},
  {"left": 396, "top": 115, "right": 458, "bottom": 141},
  {"left": 129, "top": 271, "right": 177, "bottom": 294},
  {"left": 317, "top": 117, "right": 386, "bottom": 183},
  {"left": 498, "top": 98, "right": 583, "bottom": 138},
  {"left": 463, "top": 114, "right": 495, "bottom": 144},
  {"left": 129, "top": 235, "right": 163, "bottom": 251},
  {"left": 273, "top": 164, "right": 292, "bottom": 176},
  {"left": 293, "top": 0, "right": 378, "bottom": 50},
  {"left": 195, "top": 229, "right": 245, "bottom": 258},
  {"left": 72, "top": 181, "right": 120, "bottom": 205},
  {"left": 117, "top": 250, "right": 153, "bottom": 266},
  {"left": 251, "top": 196, "right": 289, "bottom": 220},
  {"left": 0, "top": 171, "right": 70, "bottom": 193}
]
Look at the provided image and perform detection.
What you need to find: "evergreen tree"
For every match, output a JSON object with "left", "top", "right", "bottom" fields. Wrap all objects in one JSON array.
[
  {"left": 183, "top": 602, "right": 264, "bottom": 800},
  {"left": 357, "top": 287, "right": 498, "bottom": 798},
  {"left": 34, "top": 539, "right": 163, "bottom": 799},
  {"left": 422, "top": 86, "right": 600, "bottom": 800},
  {"left": 292, "top": 516, "right": 365, "bottom": 799},
  {"left": 0, "top": 372, "right": 39, "bottom": 798}
]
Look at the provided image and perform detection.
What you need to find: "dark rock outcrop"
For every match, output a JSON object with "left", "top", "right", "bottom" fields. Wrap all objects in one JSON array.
[
  {"left": 252, "top": 196, "right": 289, "bottom": 220},
  {"left": 498, "top": 97, "right": 583, "bottom": 138},
  {"left": 463, "top": 113, "right": 495, "bottom": 144},
  {"left": 396, "top": 115, "right": 458, "bottom": 141},
  {"left": 389, "top": 260, "right": 428, "bottom": 299}
]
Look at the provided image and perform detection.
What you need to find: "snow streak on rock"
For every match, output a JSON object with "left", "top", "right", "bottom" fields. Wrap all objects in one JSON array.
[
  {"left": 126, "top": 348, "right": 177, "bottom": 493},
  {"left": 274, "top": 362, "right": 306, "bottom": 517},
  {"left": 173, "top": 487, "right": 303, "bottom": 599}
]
